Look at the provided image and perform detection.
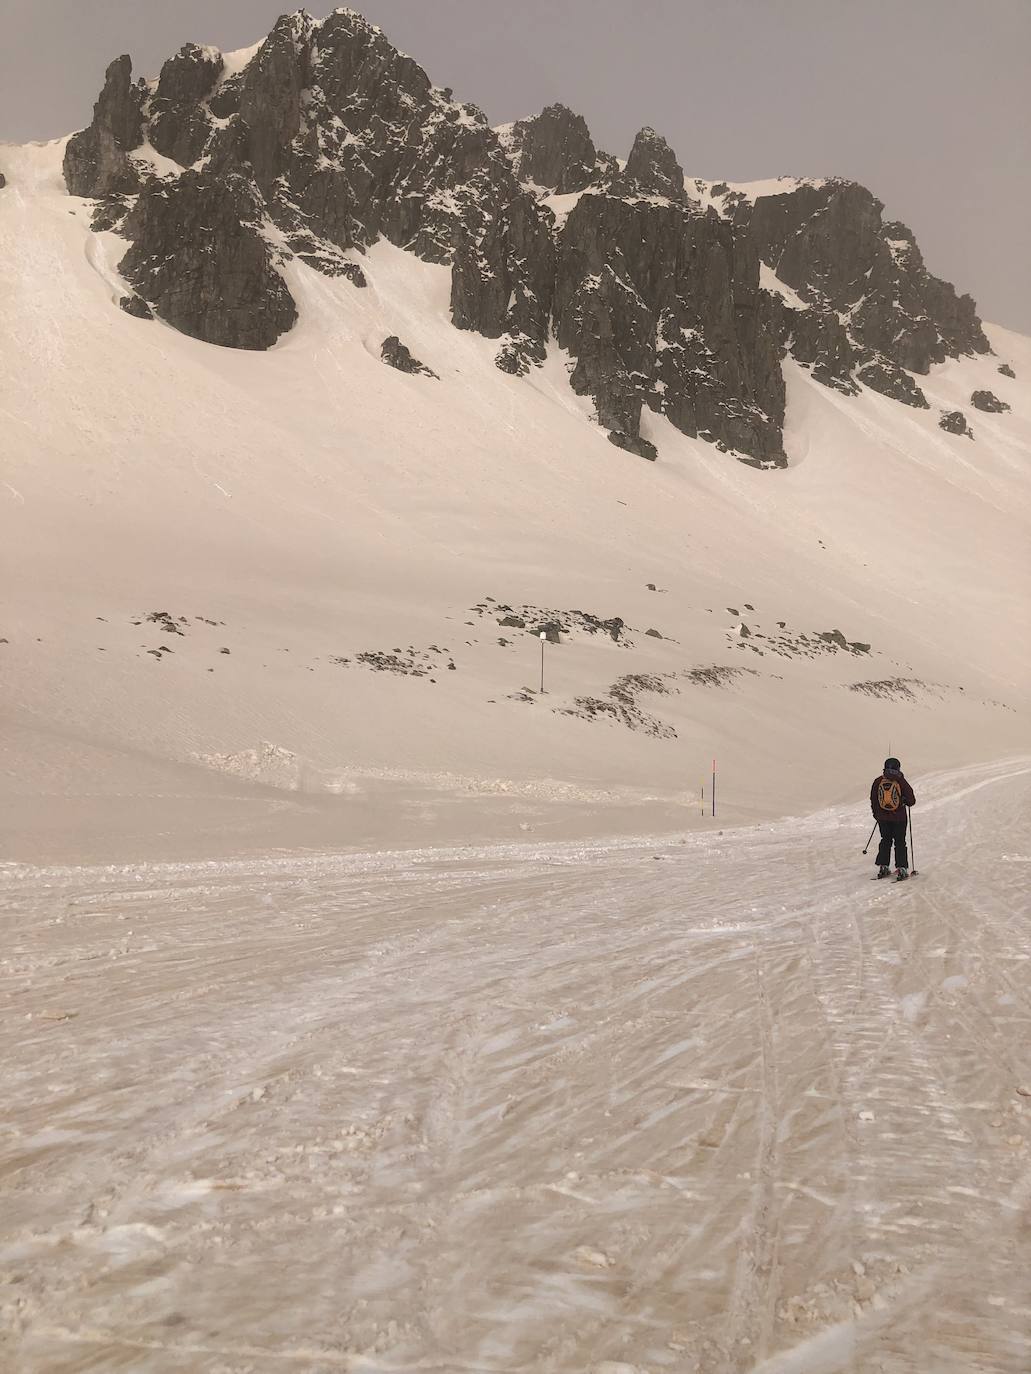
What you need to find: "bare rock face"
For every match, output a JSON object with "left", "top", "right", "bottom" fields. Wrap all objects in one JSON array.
[
  {"left": 149, "top": 44, "right": 223, "bottom": 167},
  {"left": 0, "top": 171, "right": 6, "bottom": 190},
  {"left": 120, "top": 172, "right": 297, "bottom": 348},
  {"left": 119, "top": 293, "right": 153, "bottom": 320},
  {"left": 66, "top": 11, "right": 555, "bottom": 364},
  {"left": 735, "top": 180, "right": 990, "bottom": 397},
  {"left": 998, "top": 363, "right": 1016, "bottom": 379},
  {"left": 856, "top": 360, "right": 929, "bottom": 408},
  {"left": 554, "top": 193, "right": 785, "bottom": 464},
  {"left": 62, "top": 11, "right": 1001, "bottom": 458},
  {"left": 506, "top": 104, "right": 598, "bottom": 193},
  {"left": 939, "top": 410, "right": 973, "bottom": 438},
  {"left": 381, "top": 336, "right": 439, "bottom": 379},
  {"left": 971, "top": 389, "right": 1011, "bottom": 413},
  {"left": 616, "top": 126, "right": 686, "bottom": 201},
  {"left": 63, "top": 55, "right": 145, "bottom": 197},
  {"left": 783, "top": 306, "right": 857, "bottom": 394}
]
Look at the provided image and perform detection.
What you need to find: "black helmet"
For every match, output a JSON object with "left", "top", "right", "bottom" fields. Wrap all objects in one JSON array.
[{"left": 884, "top": 757, "right": 901, "bottom": 772}]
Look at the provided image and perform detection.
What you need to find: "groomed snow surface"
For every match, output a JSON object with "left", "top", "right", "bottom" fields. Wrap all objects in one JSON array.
[{"left": 3, "top": 760, "right": 1030, "bottom": 1371}]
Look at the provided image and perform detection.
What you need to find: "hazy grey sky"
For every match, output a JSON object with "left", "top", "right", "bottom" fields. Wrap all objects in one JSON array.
[{"left": 3, "top": 0, "right": 1028, "bottom": 332}]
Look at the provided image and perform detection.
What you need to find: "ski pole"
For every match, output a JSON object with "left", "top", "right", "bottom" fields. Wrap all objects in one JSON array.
[
  {"left": 908, "top": 807, "right": 918, "bottom": 876},
  {"left": 862, "top": 821, "right": 877, "bottom": 855}
]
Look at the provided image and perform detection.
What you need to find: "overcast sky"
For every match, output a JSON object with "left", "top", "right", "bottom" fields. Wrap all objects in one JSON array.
[{"left": 3, "top": 0, "right": 1028, "bottom": 332}]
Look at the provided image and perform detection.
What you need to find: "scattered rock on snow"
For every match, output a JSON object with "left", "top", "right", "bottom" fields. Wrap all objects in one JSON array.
[
  {"left": 971, "top": 389, "right": 1010, "bottom": 413},
  {"left": 939, "top": 409, "right": 973, "bottom": 438},
  {"left": 381, "top": 335, "right": 439, "bottom": 379}
]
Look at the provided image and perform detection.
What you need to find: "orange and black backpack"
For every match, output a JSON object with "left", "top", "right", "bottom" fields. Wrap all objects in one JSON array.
[{"left": 877, "top": 776, "right": 903, "bottom": 813}]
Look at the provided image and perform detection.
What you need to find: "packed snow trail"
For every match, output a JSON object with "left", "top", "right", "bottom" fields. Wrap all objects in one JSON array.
[{"left": 2, "top": 759, "right": 1030, "bottom": 1372}]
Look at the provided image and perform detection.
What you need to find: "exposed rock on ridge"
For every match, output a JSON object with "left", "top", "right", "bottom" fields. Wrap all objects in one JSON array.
[
  {"left": 149, "top": 44, "right": 224, "bottom": 167},
  {"left": 64, "top": 55, "right": 145, "bottom": 198},
  {"left": 62, "top": 8, "right": 997, "bottom": 466},
  {"left": 553, "top": 193, "right": 784, "bottom": 463},
  {"left": 616, "top": 126, "right": 686, "bottom": 201},
  {"left": 65, "top": 11, "right": 554, "bottom": 367},
  {"left": 717, "top": 180, "right": 991, "bottom": 405},
  {"left": 503, "top": 104, "right": 600, "bottom": 194}
]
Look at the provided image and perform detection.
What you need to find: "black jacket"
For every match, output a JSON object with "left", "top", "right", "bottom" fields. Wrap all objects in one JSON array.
[{"left": 871, "top": 771, "right": 916, "bottom": 823}]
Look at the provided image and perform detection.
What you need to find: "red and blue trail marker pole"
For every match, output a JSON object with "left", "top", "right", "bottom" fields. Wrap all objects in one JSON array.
[{"left": 712, "top": 758, "right": 716, "bottom": 818}]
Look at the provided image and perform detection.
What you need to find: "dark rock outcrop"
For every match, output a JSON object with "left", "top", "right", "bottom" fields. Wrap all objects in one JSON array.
[
  {"left": 66, "top": 14, "right": 555, "bottom": 365},
  {"left": 939, "top": 410, "right": 973, "bottom": 438},
  {"left": 616, "top": 126, "right": 686, "bottom": 201},
  {"left": 63, "top": 11, "right": 998, "bottom": 460},
  {"left": 554, "top": 192, "right": 786, "bottom": 463},
  {"left": 149, "top": 44, "right": 223, "bottom": 167},
  {"left": 505, "top": 104, "right": 597, "bottom": 193},
  {"left": 998, "top": 363, "right": 1016, "bottom": 379},
  {"left": 120, "top": 172, "right": 297, "bottom": 348},
  {"left": 0, "top": 171, "right": 6, "bottom": 190},
  {"left": 856, "top": 360, "right": 929, "bottom": 408},
  {"left": 733, "top": 180, "right": 991, "bottom": 396},
  {"left": 971, "top": 389, "right": 1010, "bottom": 413},
  {"left": 381, "top": 336, "right": 438, "bottom": 379},
  {"left": 450, "top": 173, "right": 556, "bottom": 376},
  {"left": 63, "top": 55, "right": 145, "bottom": 197},
  {"left": 119, "top": 293, "right": 153, "bottom": 319}
]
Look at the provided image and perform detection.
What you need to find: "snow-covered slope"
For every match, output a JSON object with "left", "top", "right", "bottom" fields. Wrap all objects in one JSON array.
[
  {"left": 4, "top": 760, "right": 1030, "bottom": 1369},
  {"left": 1, "top": 138, "right": 1029, "bottom": 860}
]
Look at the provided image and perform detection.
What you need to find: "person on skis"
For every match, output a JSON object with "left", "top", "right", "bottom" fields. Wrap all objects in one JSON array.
[{"left": 871, "top": 757, "right": 916, "bottom": 880}]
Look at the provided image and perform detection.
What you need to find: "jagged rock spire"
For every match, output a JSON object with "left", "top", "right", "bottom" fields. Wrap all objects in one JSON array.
[
  {"left": 620, "top": 126, "right": 685, "bottom": 200},
  {"left": 63, "top": 55, "right": 145, "bottom": 197},
  {"left": 509, "top": 104, "right": 597, "bottom": 194}
]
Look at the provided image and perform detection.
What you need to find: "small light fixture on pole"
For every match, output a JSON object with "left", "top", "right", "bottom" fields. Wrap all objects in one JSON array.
[{"left": 539, "top": 631, "right": 547, "bottom": 694}]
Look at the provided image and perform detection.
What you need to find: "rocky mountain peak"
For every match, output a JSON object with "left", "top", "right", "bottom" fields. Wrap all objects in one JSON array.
[
  {"left": 619, "top": 126, "right": 686, "bottom": 201},
  {"left": 149, "top": 45, "right": 224, "bottom": 166},
  {"left": 506, "top": 104, "right": 598, "bottom": 193},
  {"left": 59, "top": 7, "right": 997, "bottom": 470}
]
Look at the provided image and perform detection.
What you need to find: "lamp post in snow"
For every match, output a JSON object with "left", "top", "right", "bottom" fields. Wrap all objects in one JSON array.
[{"left": 539, "top": 631, "right": 547, "bottom": 694}]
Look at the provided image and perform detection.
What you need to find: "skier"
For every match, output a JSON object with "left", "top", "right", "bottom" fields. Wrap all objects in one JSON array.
[{"left": 871, "top": 757, "right": 916, "bottom": 880}]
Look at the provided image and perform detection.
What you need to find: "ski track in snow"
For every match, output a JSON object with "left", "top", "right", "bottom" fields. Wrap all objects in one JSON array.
[{"left": 2, "top": 759, "right": 1031, "bottom": 1373}]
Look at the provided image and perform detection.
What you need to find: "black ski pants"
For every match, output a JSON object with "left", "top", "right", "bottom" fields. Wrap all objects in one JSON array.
[{"left": 876, "top": 816, "right": 909, "bottom": 869}]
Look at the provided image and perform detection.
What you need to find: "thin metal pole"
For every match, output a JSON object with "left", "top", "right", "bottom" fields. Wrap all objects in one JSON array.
[
  {"left": 712, "top": 758, "right": 716, "bottom": 818},
  {"left": 908, "top": 806, "right": 917, "bottom": 875},
  {"left": 862, "top": 821, "right": 877, "bottom": 854},
  {"left": 539, "top": 637, "right": 545, "bottom": 694}
]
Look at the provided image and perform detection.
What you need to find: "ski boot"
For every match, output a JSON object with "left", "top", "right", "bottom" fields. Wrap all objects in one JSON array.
[
  {"left": 877, "top": 866, "right": 891, "bottom": 879},
  {"left": 895, "top": 867, "right": 909, "bottom": 882}
]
